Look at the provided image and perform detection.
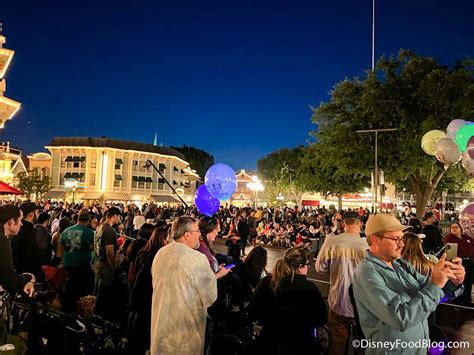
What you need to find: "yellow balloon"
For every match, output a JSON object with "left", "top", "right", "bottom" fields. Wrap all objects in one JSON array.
[{"left": 421, "top": 130, "right": 446, "bottom": 156}]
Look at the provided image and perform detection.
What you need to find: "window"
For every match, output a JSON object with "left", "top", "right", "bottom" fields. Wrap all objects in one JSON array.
[
  {"left": 145, "top": 182, "right": 151, "bottom": 189},
  {"left": 159, "top": 163, "right": 166, "bottom": 171},
  {"left": 145, "top": 177, "right": 153, "bottom": 183},
  {"left": 115, "top": 175, "right": 122, "bottom": 181},
  {"left": 138, "top": 181, "right": 144, "bottom": 189},
  {"left": 73, "top": 162, "right": 80, "bottom": 168},
  {"left": 132, "top": 160, "right": 138, "bottom": 171},
  {"left": 132, "top": 180, "right": 138, "bottom": 188},
  {"left": 115, "top": 164, "right": 121, "bottom": 170},
  {"left": 158, "top": 183, "right": 164, "bottom": 190},
  {"left": 114, "top": 180, "right": 121, "bottom": 188},
  {"left": 115, "top": 158, "right": 123, "bottom": 165},
  {"left": 90, "top": 174, "right": 96, "bottom": 186}
]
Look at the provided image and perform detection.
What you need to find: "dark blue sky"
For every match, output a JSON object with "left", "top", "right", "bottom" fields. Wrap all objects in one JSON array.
[{"left": 1, "top": 0, "right": 473, "bottom": 170}]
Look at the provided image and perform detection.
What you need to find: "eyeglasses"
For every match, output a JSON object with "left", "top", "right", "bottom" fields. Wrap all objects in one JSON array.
[
  {"left": 187, "top": 229, "right": 200, "bottom": 234},
  {"left": 380, "top": 236, "right": 405, "bottom": 243}
]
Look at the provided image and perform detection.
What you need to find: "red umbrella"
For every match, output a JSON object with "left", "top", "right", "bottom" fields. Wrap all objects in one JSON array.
[{"left": 0, "top": 181, "right": 23, "bottom": 195}]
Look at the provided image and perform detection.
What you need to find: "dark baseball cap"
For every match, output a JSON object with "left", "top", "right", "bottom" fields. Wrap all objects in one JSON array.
[{"left": 20, "top": 202, "right": 41, "bottom": 215}]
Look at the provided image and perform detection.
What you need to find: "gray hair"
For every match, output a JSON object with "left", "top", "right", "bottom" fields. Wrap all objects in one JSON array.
[{"left": 172, "top": 216, "right": 196, "bottom": 240}]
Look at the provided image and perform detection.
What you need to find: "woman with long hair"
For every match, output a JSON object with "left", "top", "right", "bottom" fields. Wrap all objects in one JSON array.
[
  {"left": 196, "top": 216, "right": 220, "bottom": 272},
  {"left": 126, "top": 223, "right": 154, "bottom": 287},
  {"left": 401, "top": 232, "right": 435, "bottom": 276},
  {"left": 128, "top": 220, "right": 169, "bottom": 354},
  {"left": 248, "top": 247, "right": 327, "bottom": 354}
]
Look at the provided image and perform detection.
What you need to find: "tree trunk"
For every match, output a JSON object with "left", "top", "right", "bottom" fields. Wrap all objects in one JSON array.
[
  {"left": 338, "top": 194, "right": 343, "bottom": 211},
  {"left": 413, "top": 168, "right": 445, "bottom": 218}
]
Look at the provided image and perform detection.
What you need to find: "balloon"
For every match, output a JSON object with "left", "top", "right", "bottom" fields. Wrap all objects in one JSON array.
[
  {"left": 467, "top": 136, "right": 474, "bottom": 160},
  {"left": 434, "top": 138, "right": 461, "bottom": 165},
  {"left": 421, "top": 130, "right": 446, "bottom": 156},
  {"left": 461, "top": 153, "right": 474, "bottom": 176},
  {"left": 446, "top": 119, "right": 466, "bottom": 139},
  {"left": 194, "top": 185, "right": 220, "bottom": 216},
  {"left": 205, "top": 163, "right": 237, "bottom": 201},
  {"left": 455, "top": 123, "right": 474, "bottom": 152},
  {"left": 459, "top": 203, "right": 474, "bottom": 239}
]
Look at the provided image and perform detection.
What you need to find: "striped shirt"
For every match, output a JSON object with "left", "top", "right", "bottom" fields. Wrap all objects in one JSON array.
[{"left": 315, "top": 232, "right": 368, "bottom": 317}]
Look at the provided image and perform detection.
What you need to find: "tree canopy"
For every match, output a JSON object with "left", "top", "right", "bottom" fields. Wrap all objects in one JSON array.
[
  {"left": 171, "top": 145, "right": 215, "bottom": 179},
  {"left": 16, "top": 170, "right": 51, "bottom": 202},
  {"left": 310, "top": 50, "right": 474, "bottom": 216}
]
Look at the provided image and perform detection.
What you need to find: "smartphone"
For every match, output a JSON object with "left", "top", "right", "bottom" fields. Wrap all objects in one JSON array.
[
  {"left": 445, "top": 243, "right": 458, "bottom": 261},
  {"left": 224, "top": 263, "right": 235, "bottom": 269}
]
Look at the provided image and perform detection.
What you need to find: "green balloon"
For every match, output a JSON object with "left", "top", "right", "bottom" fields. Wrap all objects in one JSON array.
[{"left": 455, "top": 123, "right": 474, "bottom": 152}]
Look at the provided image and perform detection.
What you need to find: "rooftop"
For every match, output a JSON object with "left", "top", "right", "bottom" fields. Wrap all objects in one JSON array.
[{"left": 47, "top": 137, "right": 186, "bottom": 161}]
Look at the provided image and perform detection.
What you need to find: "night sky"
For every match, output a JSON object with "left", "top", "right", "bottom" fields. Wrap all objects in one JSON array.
[{"left": 1, "top": 0, "right": 473, "bottom": 170}]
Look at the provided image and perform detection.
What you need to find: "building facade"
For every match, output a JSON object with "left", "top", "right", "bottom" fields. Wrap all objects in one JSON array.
[{"left": 43, "top": 137, "right": 199, "bottom": 204}]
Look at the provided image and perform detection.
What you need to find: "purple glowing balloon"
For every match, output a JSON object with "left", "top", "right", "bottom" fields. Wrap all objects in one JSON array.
[
  {"left": 205, "top": 163, "right": 237, "bottom": 201},
  {"left": 194, "top": 184, "right": 220, "bottom": 217}
]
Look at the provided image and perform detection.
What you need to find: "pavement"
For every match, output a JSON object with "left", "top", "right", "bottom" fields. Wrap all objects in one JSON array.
[{"left": 214, "top": 239, "right": 474, "bottom": 354}]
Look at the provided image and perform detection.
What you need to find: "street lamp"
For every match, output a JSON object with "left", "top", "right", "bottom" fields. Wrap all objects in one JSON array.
[
  {"left": 356, "top": 128, "right": 397, "bottom": 212},
  {"left": 247, "top": 176, "right": 264, "bottom": 208}
]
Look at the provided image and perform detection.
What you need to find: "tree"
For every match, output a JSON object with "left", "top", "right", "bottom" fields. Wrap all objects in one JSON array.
[
  {"left": 298, "top": 144, "right": 369, "bottom": 210},
  {"left": 16, "top": 170, "right": 52, "bottom": 202},
  {"left": 311, "top": 50, "right": 474, "bottom": 217},
  {"left": 257, "top": 147, "right": 307, "bottom": 205},
  {"left": 171, "top": 145, "right": 215, "bottom": 180}
]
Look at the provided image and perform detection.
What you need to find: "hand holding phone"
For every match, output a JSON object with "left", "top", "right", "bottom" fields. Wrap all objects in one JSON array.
[
  {"left": 224, "top": 263, "right": 235, "bottom": 269},
  {"left": 446, "top": 243, "right": 458, "bottom": 261}
]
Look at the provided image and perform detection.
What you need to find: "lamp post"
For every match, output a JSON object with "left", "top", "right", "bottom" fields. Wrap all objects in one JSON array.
[
  {"left": 247, "top": 176, "right": 264, "bottom": 209},
  {"left": 356, "top": 128, "right": 397, "bottom": 212}
]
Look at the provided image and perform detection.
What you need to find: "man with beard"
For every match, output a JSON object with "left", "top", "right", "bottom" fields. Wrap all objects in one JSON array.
[
  {"left": 11, "top": 202, "right": 44, "bottom": 281},
  {"left": 93, "top": 207, "right": 121, "bottom": 321},
  {"left": 353, "top": 214, "right": 465, "bottom": 355}
]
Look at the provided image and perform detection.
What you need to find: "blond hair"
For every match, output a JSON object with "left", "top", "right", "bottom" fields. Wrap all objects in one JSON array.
[{"left": 401, "top": 232, "right": 435, "bottom": 276}]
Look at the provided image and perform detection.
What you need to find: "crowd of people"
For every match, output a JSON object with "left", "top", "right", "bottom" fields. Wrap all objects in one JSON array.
[{"left": 0, "top": 199, "right": 472, "bottom": 354}]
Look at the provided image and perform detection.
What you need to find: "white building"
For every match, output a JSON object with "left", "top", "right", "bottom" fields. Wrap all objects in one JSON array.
[{"left": 44, "top": 137, "right": 199, "bottom": 204}]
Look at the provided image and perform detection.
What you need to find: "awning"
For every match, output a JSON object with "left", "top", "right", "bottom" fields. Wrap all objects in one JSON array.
[
  {"left": 0, "top": 181, "right": 23, "bottom": 195},
  {"left": 151, "top": 195, "right": 180, "bottom": 203},
  {"left": 301, "top": 200, "right": 320, "bottom": 207},
  {"left": 43, "top": 190, "right": 66, "bottom": 199},
  {"left": 81, "top": 191, "right": 104, "bottom": 200},
  {"left": 103, "top": 192, "right": 131, "bottom": 201}
]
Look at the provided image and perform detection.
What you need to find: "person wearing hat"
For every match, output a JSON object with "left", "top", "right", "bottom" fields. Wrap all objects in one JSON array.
[
  {"left": 352, "top": 214, "right": 465, "bottom": 355},
  {"left": 93, "top": 206, "right": 122, "bottom": 321},
  {"left": 315, "top": 210, "right": 368, "bottom": 355},
  {"left": 11, "top": 202, "right": 44, "bottom": 281}
]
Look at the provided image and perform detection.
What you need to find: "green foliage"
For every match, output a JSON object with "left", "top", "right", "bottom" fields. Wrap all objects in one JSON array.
[
  {"left": 310, "top": 50, "right": 474, "bottom": 216},
  {"left": 16, "top": 170, "right": 51, "bottom": 202},
  {"left": 171, "top": 145, "right": 215, "bottom": 179},
  {"left": 257, "top": 147, "right": 307, "bottom": 204}
]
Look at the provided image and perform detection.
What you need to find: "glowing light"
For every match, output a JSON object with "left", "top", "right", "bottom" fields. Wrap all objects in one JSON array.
[{"left": 100, "top": 153, "right": 108, "bottom": 191}]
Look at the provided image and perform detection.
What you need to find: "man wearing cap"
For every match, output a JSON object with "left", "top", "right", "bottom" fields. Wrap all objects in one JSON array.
[
  {"left": 315, "top": 211, "right": 368, "bottom": 355},
  {"left": 11, "top": 202, "right": 45, "bottom": 281},
  {"left": 93, "top": 207, "right": 121, "bottom": 321},
  {"left": 353, "top": 214, "right": 465, "bottom": 355}
]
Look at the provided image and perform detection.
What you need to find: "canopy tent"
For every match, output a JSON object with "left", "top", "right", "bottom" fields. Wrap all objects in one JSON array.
[{"left": 0, "top": 181, "right": 22, "bottom": 195}]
